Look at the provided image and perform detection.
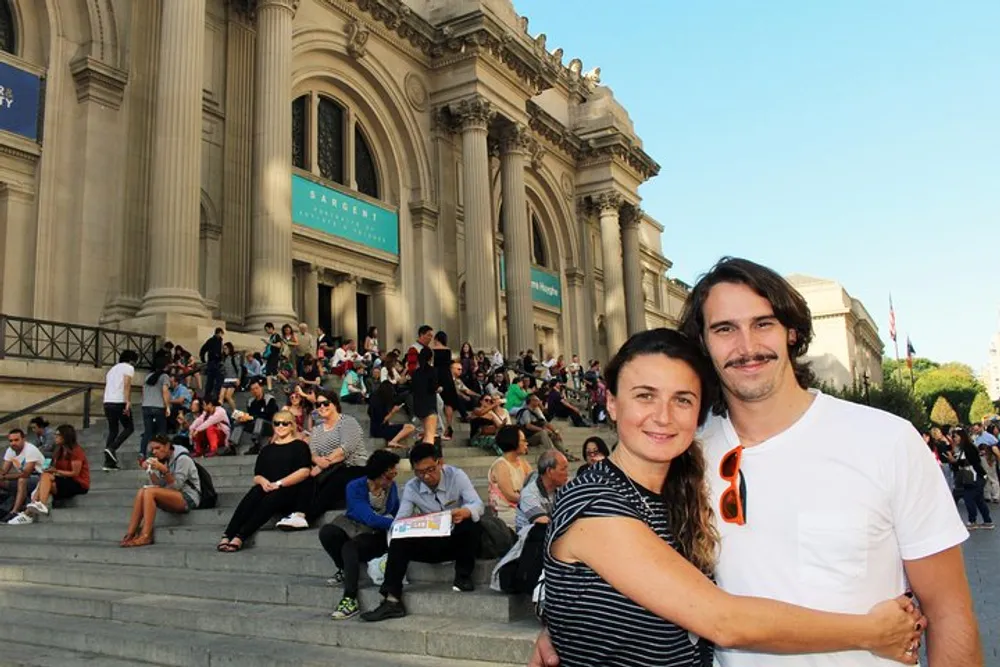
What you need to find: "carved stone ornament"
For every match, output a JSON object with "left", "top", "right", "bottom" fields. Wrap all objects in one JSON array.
[
  {"left": 452, "top": 95, "right": 494, "bottom": 131},
  {"left": 346, "top": 18, "right": 370, "bottom": 58},
  {"left": 529, "top": 142, "right": 546, "bottom": 171},
  {"left": 499, "top": 123, "right": 533, "bottom": 155},
  {"left": 560, "top": 173, "right": 574, "bottom": 199},
  {"left": 404, "top": 72, "right": 428, "bottom": 111},
  {"left": 69, "top": 55, "right": 129, "bottom": 110},
  {"left": 595, "top": 191, "right": 623, "bottom": 215},
  {"left": 620, "top": 205, "right": 643, "bottom": 229},
  {"left": 229, "top": 0, "right": 300, "bottom": 20}
]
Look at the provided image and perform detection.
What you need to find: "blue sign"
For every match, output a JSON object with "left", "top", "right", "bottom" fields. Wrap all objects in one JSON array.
[
  {"left": 0, "top": 61, "right": 41, "bottom": 141},
  {"left": 291, "top": 174, "right": 399, "bottom": 255},
  {"left": 499, "top": 256, "right": 562, "bottom": 308}
]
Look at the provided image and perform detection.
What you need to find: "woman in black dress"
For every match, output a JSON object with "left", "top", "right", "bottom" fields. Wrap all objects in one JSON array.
[
  {"left": 410, "top": 347, "right": 438, "bottom": 445},
  {"left": 431, "top": 331, "right": 459, "bottom": 440}
]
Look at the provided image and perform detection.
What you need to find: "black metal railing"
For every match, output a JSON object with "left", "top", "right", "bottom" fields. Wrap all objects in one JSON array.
[
  {"left": 0, "top": 314, "right": 159, "bottom": 370},
  {"left": 0, "top": 385, "right": 95, "bottom": 429}
]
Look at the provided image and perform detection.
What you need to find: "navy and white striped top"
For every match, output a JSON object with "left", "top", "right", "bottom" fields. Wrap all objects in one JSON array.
[{"left": 542, "top": 459, "right": 712, "bottom": 667}]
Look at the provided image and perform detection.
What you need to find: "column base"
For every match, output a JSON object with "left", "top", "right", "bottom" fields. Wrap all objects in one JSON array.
[
  {"left": 118, "top": 312, "right": 219, "bottom": 350},
  {"left": 99, "top": 295, "right": 143, "bottom": 325},
  {"left": 137, "top": 287, "right": 210, "bottom": 319}
]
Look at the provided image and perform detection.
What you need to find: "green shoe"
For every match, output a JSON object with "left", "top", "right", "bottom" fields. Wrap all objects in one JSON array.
[{"left": 331, "top": 596, "right": 360, "bottom": 620}]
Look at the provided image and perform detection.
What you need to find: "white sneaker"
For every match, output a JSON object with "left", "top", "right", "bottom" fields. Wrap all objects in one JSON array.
[
  {"left": 27, "top": 501, "right": 49, "bottom": 516},
  {"left": 7, "top": 512, "right": 34, "bottom": 525},
  {"left": 275, "top": 513, "right": 308, "bottom": 531}
]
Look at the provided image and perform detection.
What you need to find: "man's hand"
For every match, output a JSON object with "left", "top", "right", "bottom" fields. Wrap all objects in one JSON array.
[
  {"left": 527, "top": 628, "right": 559, "bottom": 667},
  {"left": 451, "top": 508, "right": 472, "bottom": 524},
  {"left": 124, "top": 402, "right": 132, "bottom": 416}
]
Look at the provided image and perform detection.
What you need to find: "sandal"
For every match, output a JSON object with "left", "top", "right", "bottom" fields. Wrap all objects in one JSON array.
[
  {"left": 216, "top": 537, "right": 231, "bottom": 552},
  {"left": 221, "top": 538, "right": 244, "bottom": 553},
  {"left": 120, "top": 533, "right": 138, "bottom": 547},
  {"left": 126, "top": 534, "right": 155, "bottom": 548}
]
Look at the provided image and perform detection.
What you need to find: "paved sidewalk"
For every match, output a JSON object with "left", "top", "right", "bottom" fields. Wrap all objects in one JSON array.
[{"left": 963, "top": 520, "right": 999, "bottom": 666}]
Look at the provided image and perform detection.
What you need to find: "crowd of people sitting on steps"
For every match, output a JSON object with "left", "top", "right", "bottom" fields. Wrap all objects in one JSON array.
[{"left": 0, "top": 321, "right": 612, "bottom": 625}]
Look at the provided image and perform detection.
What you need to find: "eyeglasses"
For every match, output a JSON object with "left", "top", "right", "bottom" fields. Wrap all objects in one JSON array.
[
  {"left": 315, "top": 400, "right": 332, "bottom": 408},
  {"left": 273, "top": 420, "right": 293, "bottom": 427},
  {"left": 413, "top": 463, "right": 439, "bottom": 478},
  {"left": 719, "top": 445, "right": 746, "bottom": 526}
]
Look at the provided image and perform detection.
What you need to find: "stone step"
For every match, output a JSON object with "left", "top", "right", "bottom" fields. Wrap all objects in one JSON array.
[
  {"left": 0, "top": 638, "right": 166, "bottom": 667},
  {"left": 0, "top": 582, "right": 538, "bottom": 664},
  {"left": 0, "top": 607, "right": 523, "bottom": 667},
  {"left": 0, "top": 533, "right": 500, "bottom": 585},
  {"left": 0, "top": 559, "right": 529, "bottom": 623}
]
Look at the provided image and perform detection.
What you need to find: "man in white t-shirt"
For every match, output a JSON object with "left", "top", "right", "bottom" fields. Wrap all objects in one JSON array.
[
  {"left": 103, "top": 350, "right": 138, "bottom": 471},
  {"left": 530, "top": 258, "right": 980, "bottom": 666},
  {"left": 1, "top": 429, "right": 44, "bottom": 521}
]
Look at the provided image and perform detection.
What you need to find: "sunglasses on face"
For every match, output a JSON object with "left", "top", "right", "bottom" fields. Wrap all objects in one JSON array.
[
  {"left": 315, "top": 401, "right": 332, "bottom": 408},
  {"left": 719, "top": 446, "right": 747, "bottom": 526},
  {"left": 273, "top": 420, "right": 293, "bottom": 427}
]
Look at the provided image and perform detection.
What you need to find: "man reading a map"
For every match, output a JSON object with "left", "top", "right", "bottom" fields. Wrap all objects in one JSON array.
[{"left": 361, "top": 442, "right": 485, "bottom": 622}]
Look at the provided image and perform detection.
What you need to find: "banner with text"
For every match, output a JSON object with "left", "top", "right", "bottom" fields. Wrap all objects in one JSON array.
[
  {"left": 499, "top": 256, "right": 562, "bottom": 309},
  {"left": 291, "top": 174, "right": 399, "bottom": 255},
  {"left": 0, "top": 60, "right": 41, "bottom": 141}
]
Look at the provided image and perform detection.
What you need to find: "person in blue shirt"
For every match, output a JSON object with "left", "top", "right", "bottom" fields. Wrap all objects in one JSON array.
[
  {"left": 361, "top": 443, "right": 484, "bottom": 622},
  {"left": 319, "top": 449, "right": 400, "bottom": 620}
]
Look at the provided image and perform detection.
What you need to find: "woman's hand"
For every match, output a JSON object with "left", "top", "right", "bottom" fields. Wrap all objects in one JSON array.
[{"left": 862, "top": 596, "right": 925, "bottom": 664}]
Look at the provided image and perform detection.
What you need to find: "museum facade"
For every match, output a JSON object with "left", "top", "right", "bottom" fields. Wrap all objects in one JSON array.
[{"left": 0, "top": 0, "right": 685, "bottom": 360}]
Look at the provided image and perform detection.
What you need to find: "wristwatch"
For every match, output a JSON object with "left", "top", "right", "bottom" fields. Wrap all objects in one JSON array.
[{"left": 275, "top": 480, "right": 283, "bottom": 488}]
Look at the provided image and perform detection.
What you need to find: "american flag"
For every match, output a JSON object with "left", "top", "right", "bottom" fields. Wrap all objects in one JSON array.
[{"left": 888, "top": 295, "right": 897, "bottom": 342}]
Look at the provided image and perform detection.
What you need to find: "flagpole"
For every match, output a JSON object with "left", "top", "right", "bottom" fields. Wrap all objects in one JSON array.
[{"left": 894, "top": 338, "right": 902, "bottom": 384}]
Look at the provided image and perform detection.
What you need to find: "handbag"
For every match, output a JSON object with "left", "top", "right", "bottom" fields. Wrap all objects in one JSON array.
[
  {"left": 331, "top": 513, "right": 379, "bottom": 539},
  {"left": 477, "top": 509, "right": 516, "bottom": 559},
  {"left": 955, "top": 467, "right": 975, "bottom": 487}
]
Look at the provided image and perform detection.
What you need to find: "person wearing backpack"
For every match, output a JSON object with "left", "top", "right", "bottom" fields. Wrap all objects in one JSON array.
[{"left": 120, "top": 435, "right": 202, "bottom": 548}]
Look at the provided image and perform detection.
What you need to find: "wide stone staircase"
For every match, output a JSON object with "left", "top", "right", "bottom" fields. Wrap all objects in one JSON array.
[{"left": 0, "top": 397, "right": 615, "bottom": 666}]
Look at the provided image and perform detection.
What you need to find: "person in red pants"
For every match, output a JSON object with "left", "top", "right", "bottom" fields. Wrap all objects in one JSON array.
[{"left": 189, "top": 395, "right": 230, "bottom": 457}]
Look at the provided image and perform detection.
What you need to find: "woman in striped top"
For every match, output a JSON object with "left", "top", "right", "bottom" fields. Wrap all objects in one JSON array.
[{"left": 540, "top": 329, "right": 923, "bottom": 667}]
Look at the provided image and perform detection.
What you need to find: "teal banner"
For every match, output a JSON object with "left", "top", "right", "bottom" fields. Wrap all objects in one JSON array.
[
  {"left": 291, "top": 174, "right": 399, "bottom": 255},
  {"left": 499, "top": 256, "right": 562, "bottom": 308}
]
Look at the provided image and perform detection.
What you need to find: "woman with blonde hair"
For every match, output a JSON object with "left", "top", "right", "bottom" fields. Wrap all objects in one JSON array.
[{"left": 539, "top": 328, "right": 923, "bottom": 667}]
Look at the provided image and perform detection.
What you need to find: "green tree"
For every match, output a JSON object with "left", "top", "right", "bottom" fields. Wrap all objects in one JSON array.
[
  {"left": 969, "top": 392, "right": 995, "bottom": 423},
  {"left": 914, "top": 366, "right": 985, "bottom": 422},
  {"left": 930, "top": 396, "right": 960, "bottom": 426},
  {"left": 882, "top": 357, "right": 937, "bottom": 387},
  {"left": 821, "top": 377, "right": 930, "bottom": 432}
]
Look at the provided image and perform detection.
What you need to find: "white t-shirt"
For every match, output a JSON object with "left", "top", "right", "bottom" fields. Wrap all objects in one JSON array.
[
  {"left": 103, "top": 362, "right": 135, "bottom": 404},
  {"left": 331, "top": 347, "right": 357, "bottom": 367},
  {"left": 702, "top": 391, "right": 967, "bottom": 667},
  {"left": 4, "top": 443, "right": 44, "bottom": 473}
]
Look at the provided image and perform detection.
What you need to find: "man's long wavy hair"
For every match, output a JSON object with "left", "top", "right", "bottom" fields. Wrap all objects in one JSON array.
[
  {"left": 679, "top": 257, "right": 815, "bottom": 416},
  {"left": 605, "top": 328, "right": 720, "bottom": 574}
]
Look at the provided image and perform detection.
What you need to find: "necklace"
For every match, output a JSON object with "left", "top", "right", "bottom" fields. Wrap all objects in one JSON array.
[{"left": 609, "top": 454, "right": 655, "bottom": 520}]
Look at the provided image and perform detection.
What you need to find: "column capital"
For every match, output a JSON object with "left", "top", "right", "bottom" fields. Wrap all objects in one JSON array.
[
  {"left": 595, "top": 191, "right": 623, "bottom": 215},
  {"left": 499, "top": 123, "right": 534, "bottom": 156},
  {"left": 452, "top": 95, "right": 495, "bottom": 132},
  {"left": 620, "top": 205, "right": 643, "bottom": 229},
  {"left": 564, "top": 267, "right": 586, "bottom": 287},
  {"left": 229, "top": 0, "right": 299, "bottom": 21}
]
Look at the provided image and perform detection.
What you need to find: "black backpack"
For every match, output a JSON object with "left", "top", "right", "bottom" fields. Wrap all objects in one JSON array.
[{"left": 178, "top": 452, "right": 218, "bottom": 509}]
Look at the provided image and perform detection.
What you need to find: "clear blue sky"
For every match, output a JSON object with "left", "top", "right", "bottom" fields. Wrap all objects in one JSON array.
[{"left": 515, "top": 0, "right": 998, "bottom": 371}]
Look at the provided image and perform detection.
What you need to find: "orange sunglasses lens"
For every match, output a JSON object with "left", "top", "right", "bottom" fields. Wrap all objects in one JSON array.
[{"left": 720, "top": 450, "right": 740, "bottom": 479}]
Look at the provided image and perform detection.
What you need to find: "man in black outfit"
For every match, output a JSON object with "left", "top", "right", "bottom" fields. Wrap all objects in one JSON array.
[
  {"left": 199, "top": 328, "right": 225, "bottom": 399},
  {"left": 229, "top": 379, "right": 280, "bottom": 454}
]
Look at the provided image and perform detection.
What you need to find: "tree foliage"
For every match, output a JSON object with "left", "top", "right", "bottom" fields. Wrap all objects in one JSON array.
[
  {"left": 969, "top": 392, "right": 995, "bottom": 423},
  {"left": 882, "top": 357, "right": 938, "bottom": 387},
  {"left": 930, "top": 396, "right": 960, "bottom": 426},
  {"left": 914, "top": 365, "right": 985, "bottom": 422},
  {"left": 821, "top": 377, "right": 930, "bottom": 432}
]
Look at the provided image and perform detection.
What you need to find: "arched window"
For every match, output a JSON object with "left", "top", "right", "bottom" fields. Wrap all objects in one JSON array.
[
  {"left": 355, "top": 125, "right": 379, "bottom": 199},
  {"left": 317, "top": 96, "right": 345, "bottom": 185},
  {"left": 0, "top": 1, "right": 14, "bottom": 54},
  {"left": 531, "top": 216, "right": 547, "bottom": 267},
  {"left": 291, "top": 95, "right": 307, "bottom": 170}
]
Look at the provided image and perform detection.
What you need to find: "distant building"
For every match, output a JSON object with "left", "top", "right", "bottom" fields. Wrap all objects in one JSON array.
[
  {"left": 787, "top": 275, "right": 884, "bottom": 389},
  {"left": 984, "top": 331, "right": 1000, "bottom": 401}
]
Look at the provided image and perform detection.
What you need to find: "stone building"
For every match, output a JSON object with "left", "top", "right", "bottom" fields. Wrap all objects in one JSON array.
[
  {"left": 787, "top": 274, "right": 884, "bottom": 389},
  {"left": 0, "top": 0, "right": 681, "bottom": 361}
]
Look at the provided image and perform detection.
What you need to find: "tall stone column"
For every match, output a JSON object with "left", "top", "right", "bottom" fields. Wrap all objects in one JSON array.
[
  {"left": 455, "top": 95, "right": 498, "bottom": 350},
  {"left": 621, "top": 208, "right": 646, "bottom": 335},
  {"left": 500, "top": 124, "right": 534, "bottom": 358},
  {"left": 138, "top": 0, "right": 208, "bottom": 318},
  {"left": 303, "top": 264, "right": 320, "bottom": 327},
  {"left": 247, "top": 0, "right": 298, "bottom": 330},
  {"left": 597, "top": 192, "right": 627, "bottom": 354}
]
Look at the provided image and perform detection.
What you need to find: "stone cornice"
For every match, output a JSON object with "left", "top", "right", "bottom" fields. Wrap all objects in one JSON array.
[
  {"left": 527, "top": 100, "right": 582, "bottom": 161},
  {"left": 0, "top": 130, "right": 41, "bottom": 163},
  {"left": 69, "top": 55, "right": 129, "bottom": 110},
  {"left": 579, "top": 132, "right": 660, "bottom": 181}
]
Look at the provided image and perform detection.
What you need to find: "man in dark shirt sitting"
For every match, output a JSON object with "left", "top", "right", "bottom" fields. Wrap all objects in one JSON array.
[{"left": 228, "top": 378, "right": 280, "bottom": 454}]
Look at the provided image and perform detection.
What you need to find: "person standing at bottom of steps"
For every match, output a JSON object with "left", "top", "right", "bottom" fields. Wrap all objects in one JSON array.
[
  {"left": 321, "top": 449, "right": 401, "bottom": 620},
  {"left": 121, "top": 435, "right": 201, "bottom": 547},
  {"left": 103, "top": 350, "right": 138, "bottom": 471},
  {"left": 361, "top": 442, "right": 484, "bottom": 623},
  {"left": 217, "top": 412, "right": 312, "bottom": 552}
]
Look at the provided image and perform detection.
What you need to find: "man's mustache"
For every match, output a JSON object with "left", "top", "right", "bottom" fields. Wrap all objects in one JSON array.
[{"left": 725, "top": 353, "right": 778, "bottom": 369}]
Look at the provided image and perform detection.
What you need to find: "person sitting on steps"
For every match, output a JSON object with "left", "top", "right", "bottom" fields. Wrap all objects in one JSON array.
[
  {"left": 189, "top": 395, "right": 230, "bottom": 457},
  {"left": 217, "top": 411, "right": 312, "bottom": 552},
  {"left": 361, "top": 443, "right": 484, "bottom": 623},
  {"left": 229, "top": 379, "right": 279, "bottom": 455},
  {"left": 121, "top": 435, "right": 201, "bottom": 548},
  {"left": 321, "top": 449, "right": 401, "bottom": 621},
  {"left": 0, "top": 429, "right": 44, "bottom": 523},
  {"left": 12, "top": 425, "right": 91, "bottom": 524}
]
